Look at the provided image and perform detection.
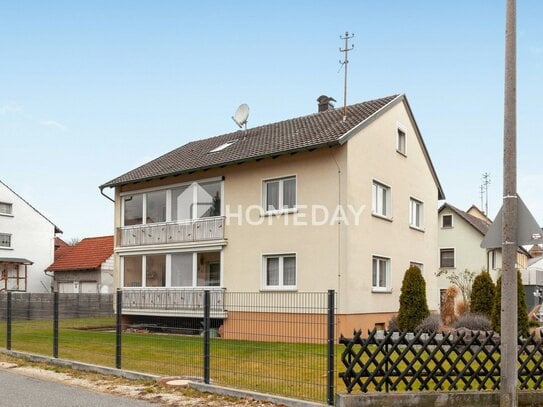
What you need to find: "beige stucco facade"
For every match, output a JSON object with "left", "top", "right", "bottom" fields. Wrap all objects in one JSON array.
[{"left": 111, "top": 98, "right": 442, "bottom": 334}]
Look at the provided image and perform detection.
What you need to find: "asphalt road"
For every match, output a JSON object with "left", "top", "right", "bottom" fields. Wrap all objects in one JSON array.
[{"left": 0, "top": 369, "right": 157, "bottom": 407}]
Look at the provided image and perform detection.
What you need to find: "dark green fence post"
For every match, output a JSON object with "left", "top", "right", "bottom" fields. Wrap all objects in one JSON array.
[
  {"left": 116, "top": 289, "right": 122, "bottom": 369},
  {"left": 6, "top": 292, "right": 12, "bottom": 350},
  {"left": 203, "top": 290, "right": 210, "bottom": 384},
  {"left": 327, "top": 289, "right": 335, "bottom": 405},
  {"left": 53, "top": 291, "right": 59, "bottom": 358}
]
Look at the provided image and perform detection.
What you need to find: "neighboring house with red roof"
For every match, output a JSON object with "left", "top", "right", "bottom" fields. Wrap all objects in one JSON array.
[
  {"left": 437, "top": 203, "right": 531, "bottom": 307},
  {"left": 100, "top": 94, "right": 445, "bottom": 335},
  {"left": 46, "top": 236, "right": 114, "bottom": 294},
  {"left": 0, "top": 180, "right": 62, "bottom": 292}
]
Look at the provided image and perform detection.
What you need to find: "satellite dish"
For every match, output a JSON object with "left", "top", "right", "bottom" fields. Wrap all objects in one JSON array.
[{"left": 232, "top": 104, "right": 249, "bottom": 129}]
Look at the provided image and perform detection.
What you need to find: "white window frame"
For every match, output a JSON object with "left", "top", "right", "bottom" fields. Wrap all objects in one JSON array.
[
  {"left": 410, "top": 261, "right": 424, "bottom": 272},
  {"left": 409, "top": 198, "right": 424, "bottom": 230},
  {"left": 439, "top": 248, "right": 456, "bottom": 268},
  {"left": 120, "top": 176, "right": 223, "bottom": 226},
  {"left": 262, "top": 176, "right": 297, "bottom": 215},
  {"left": 0, "top": 202, "right": 13, "bottom": 216},
  {"left": 396, "top": 126, "right": 407, "bottom": 156},
  {"left": 0, "top": 233, "right": 12, "bottom": 249},
  {"left": 121, "top": 248, "right": 223, "bottom": 289},
  {"left": 261, "top": 253, "right": 297, "bottom": 291},
  {"left": 372, "top": 180, "right": 392, "bottom": 219},
  {"left": 441, "top": 214, "right": 453, "bottom": 228},
  {"left": 372, "top": 255, "right": 391, "bottom": 292}
]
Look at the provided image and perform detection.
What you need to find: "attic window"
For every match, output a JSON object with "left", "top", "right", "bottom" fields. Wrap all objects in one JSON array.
[{"left": 209, "top": 140, "right": 238, "bottom": 153}]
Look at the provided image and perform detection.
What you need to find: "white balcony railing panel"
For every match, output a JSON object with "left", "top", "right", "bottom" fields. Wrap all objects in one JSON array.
[
  {"left": 118, "top": 217, "right": 225, "bottom": 247},
  {"left": 122, "top": 288, "right": 225, "bottom": 315}
]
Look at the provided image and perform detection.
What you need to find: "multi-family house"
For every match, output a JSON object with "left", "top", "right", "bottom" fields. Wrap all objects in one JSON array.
[
  {"left": 437, "top": 203, "right": 530, "bottom": 307},
  {"left": 46, "top": 235, "right": 114, "bottom": 294},
  {"left": 0, "top": 180, "right": 62, "bottom": 292},
  {"left": 100, "top": 94, "right": 445, "bottom": 335}
]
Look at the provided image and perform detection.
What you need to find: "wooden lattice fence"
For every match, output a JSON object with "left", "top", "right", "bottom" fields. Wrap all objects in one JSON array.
[{"left": 340, "top": 329, "right": 543, "bottom": 393}]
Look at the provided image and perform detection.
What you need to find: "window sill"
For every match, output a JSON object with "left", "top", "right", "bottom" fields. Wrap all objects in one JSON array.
[
  {"left": 439, "top": 266, "right": 456, "bottom": 270},
  {"left": 261, "top": 208, "right": 298, "bottom": 217},
  {"left": 396, "top": 150, "right": 407, "bottom": 157},
  {"left": 0, "top": 247, "right": 13, "bottom": 251},
  {"left": 441, "top": 226, "right": 453, "bottom": 229},
  {"left": 372, "top": 288, "right": 392, "bottom": 294},
  {"left": 260, "top": 287, "right": 297, "bottom": 292},
  {"left": 0, "top": 213, "right": 14, "bottom": 218},
  {"left": 372, "top": 213, "right": 393, "bottom": 222},
  {"left": 409, "top": 225, "right": 425, "bottom": 233}
]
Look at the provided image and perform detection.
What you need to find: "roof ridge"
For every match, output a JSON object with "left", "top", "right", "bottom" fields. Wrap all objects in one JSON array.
[{"left": 100, "top": 94, "right": 402, "bottom": 188}]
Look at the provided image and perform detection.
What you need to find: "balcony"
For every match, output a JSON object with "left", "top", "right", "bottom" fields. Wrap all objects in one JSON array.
[
  {"left": 117, "top": 216, "right": 225, "bottom": 247},
  {"left": 122, "top": 287, "right": 226, "bottom": 318}
]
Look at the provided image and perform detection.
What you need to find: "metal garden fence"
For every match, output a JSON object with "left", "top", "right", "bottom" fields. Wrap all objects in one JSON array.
[
  {"left": 340, "top": 328, "right": 543, "bottom": 393},
  {"left": 0, "top": 290, "right": 337, "bottom": 405}
]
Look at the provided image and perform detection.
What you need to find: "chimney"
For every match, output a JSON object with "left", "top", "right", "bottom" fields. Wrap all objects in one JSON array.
[{"left": 317, "top": 95, "right": 336, "bottom": 112}]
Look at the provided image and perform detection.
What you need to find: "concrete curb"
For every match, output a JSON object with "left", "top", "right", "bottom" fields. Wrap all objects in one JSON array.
[
  {"left": 190, "top": 382, "right": 326, "bottom": 407},
  {"left": 336, "top": 391, "right": 543, "bottom": 407},
  {"left": 1, "top": 349, "right": 324, "bottom": 406},
  {"left": 0, "top": 349, "right": 160, "bottom": 382}
]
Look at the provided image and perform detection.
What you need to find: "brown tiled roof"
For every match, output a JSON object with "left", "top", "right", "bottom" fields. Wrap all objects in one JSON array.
[
  {"left": 101, "top": 95, "right": 400, "bottom": 188},
  {"left": 47, "top": 236, "right": 113, "bottom": 272},
  {"left": 439, "top": 203, "right": 491, "bottom": 235},
  {"left": 54, "top": 245, "right": 73, "bottom": 261}
]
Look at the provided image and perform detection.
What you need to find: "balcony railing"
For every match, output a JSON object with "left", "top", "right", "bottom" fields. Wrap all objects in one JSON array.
[
  {"left": 122, "top": 287, "right": 226, "bottom": 317},
  {"left": 117, "top": 216, "right": 225, "bottom": 247}
]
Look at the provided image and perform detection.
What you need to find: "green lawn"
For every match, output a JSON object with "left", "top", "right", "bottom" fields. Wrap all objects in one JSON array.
[{"left": 0, "top": 317, "right": 337, "bottom": 402}]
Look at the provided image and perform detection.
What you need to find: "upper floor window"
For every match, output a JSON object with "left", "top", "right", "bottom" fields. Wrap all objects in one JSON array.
[
  {"left": 122, "top": 179, "right": 222, "bottom": 227},
  {"left": 372, "top": 181, "right": 391, "bottom": 218},
  {"left": 263, "top": 176, "right": 296, "bottom": 213},
  {"left": 397, "top": 128, "right": 406, "bottom": 155},
  {"left": 440, "top": 248, "right": 455, "bottom": 268},
  {"left": 263, "top": 254, "right": 296, "bottom": 290},
  {"left": 0, "top": 202, "right": 12, "bottom": 216},
  {"left": 409, "top": 198, "right": 424, "bottom": 229},
  {"left": 0, "top": 233, "right": 11, "bottom": 248},
  {"left": 441, "top": 214, "right": 453, "bottom": 228},
  {"left": 372, "top": 256, "right": 390, "bottom": 291}
]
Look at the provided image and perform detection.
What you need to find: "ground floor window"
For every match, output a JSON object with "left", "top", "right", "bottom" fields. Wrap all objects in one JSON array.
[
  {"left": 0, "top": 262, "right": 27, "bottom": 291},
  {"left": 122, "top": 250, "right": 221, "bottom": 288},
  {"left": 262, "top": 254, "right": 296, "bottom": 290},
  {"left": 372, "top": 256, "right": 390, "bottom": 291}
]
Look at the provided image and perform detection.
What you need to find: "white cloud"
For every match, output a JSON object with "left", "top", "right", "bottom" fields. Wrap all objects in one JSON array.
[
  {"left": 39, "top": 119, "right": 68, "bottom": 131},
  {"left": 0, "top": 102, "right": 23, "bottom": 115}
]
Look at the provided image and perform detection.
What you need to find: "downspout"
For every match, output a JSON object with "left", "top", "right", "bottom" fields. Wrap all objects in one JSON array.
[
  {"left": 328, "top": 149, "right": 342, "bottom": 310},
  {"left": 99, "top": 186, "right": 115, "bottom": 203}
]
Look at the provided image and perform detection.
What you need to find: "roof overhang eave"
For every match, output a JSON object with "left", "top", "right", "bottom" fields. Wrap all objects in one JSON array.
[{"left": 100, "top": 141, "right": 341, "bottom": 189}]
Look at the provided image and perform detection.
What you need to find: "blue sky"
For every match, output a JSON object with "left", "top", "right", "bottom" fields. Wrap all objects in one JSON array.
[{"left": 1, "top": 1, "right": 542, "bottom": 240}]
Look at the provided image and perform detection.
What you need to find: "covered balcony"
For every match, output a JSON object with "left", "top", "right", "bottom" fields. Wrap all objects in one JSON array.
[
  {"left": 117, "top": 216, "right": 225, "bottom": 247},
  {"left": 118, "top": 178, "right": 225, "bottom": 248}
]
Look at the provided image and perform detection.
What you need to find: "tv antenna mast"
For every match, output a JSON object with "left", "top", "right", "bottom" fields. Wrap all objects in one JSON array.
[
  {"left": 481, "top": 172, "right": 491, "bottom": 215},
  {"left": 339, "top": 31, "right": 354, "bottom": 121}
]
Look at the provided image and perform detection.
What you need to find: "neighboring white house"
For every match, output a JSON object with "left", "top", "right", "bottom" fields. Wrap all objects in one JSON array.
[
  {"left": 46, "top": 236, "right": 114, "bottom": 294},
  {"left": 0, "top": 180, "right": 62, "bottom": 292},
  {"left": 437, "top": 203, "right": 530, "bottom": 307}
]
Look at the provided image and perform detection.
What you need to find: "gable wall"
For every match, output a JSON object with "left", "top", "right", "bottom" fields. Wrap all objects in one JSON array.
[{"left": 342, "top": 100, "right": 440, "bottom": 319}]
